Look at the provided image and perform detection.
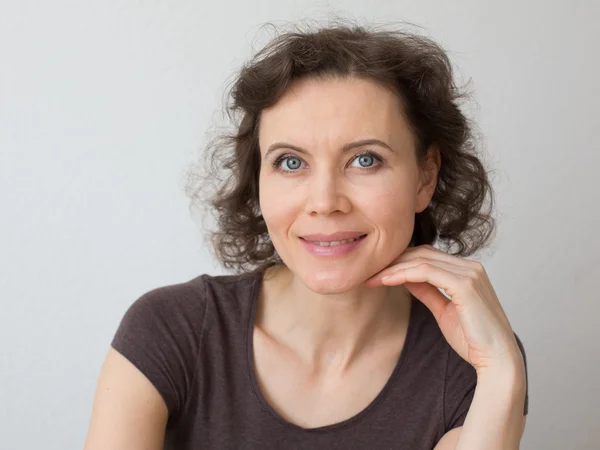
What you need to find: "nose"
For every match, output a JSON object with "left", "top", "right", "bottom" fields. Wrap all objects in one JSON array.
[{"left": 304, "top": 170, "right": 351, "bottom": 216}]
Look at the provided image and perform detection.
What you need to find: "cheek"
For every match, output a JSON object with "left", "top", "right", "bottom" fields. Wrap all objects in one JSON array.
[
  {"left": 363, "top": 193, "right": 415, "bottom": 239},
  {"left": 352, "top": 175, "right": 416, "bottom": 221},
  {"left": 259, "top": 177, "right": 300, "bottom": 236},
  {"left": 351, "top": 175, "right": 417, "bottom": 251}
]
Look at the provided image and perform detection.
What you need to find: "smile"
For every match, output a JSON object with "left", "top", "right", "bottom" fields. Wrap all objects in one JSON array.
[
  {"left": 299, "top": 234, "right": 368, "bottom": 257},
  {"left": 304, "top": 235, "right": 366, "bottom": 246}
]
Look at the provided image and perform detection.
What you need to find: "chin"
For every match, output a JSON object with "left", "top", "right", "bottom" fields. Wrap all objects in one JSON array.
[{"left": 299, "top": 268, "right": 363, "bottom": 295}]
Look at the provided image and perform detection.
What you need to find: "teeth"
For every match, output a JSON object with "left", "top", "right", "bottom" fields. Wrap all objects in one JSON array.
[{"left": 310, "top": 236, "right": 364, "bottom": 246}]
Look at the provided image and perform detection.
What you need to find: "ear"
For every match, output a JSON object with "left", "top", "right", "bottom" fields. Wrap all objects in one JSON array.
[{"left": 415, "top": 145, "right": 441, "bottom": 213}]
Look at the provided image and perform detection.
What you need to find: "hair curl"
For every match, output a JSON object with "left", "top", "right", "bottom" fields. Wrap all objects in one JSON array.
[{"left": 185, "top": 19, "right": 497, "bottom": 274}]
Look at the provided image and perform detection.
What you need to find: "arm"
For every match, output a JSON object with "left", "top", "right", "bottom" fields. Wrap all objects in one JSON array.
[
  {"left": 434, "top": 357, "right": 528, "bottom": 450},
  {"left": 434, "top": 418, "right": 527, "bottom": 450},
  {"left": 83, "top": 347, "right": 168, "bottom": 450}
]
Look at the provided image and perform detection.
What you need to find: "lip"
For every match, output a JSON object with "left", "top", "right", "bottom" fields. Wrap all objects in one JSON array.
[
  {"left": 300, "top": 231, "right": 367, "bottom": 242},
  {"left": 299, "top": 233, "right": 368, "bottom": 257}
]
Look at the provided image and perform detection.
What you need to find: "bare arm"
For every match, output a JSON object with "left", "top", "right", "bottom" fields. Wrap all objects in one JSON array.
[
  {"left": 453, "top": 363, "right": 527, "bottom": 450},
  {"left": 434, "top": 416, "right": 526, "bottom": 450},
  {"left": 434, "top": 357, "right": 527, "bottom": 450},
  {"left": 83, "top": 347, "right": 169, "bottom": 450}
]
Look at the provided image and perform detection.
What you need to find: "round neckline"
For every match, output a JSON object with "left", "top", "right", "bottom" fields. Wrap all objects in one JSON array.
[{"left": 245, "top": 268, "right": 419, "bottom": 433}]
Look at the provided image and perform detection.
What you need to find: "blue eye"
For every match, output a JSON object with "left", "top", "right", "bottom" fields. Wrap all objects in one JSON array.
[
  {"left": 353, "top": 154, "right": 374, "bottom": 167},
  {"left": 273, "top": 155, "right": 304, "bottom": 172},
  {"left": 350, "top": 152, "right": 382, "bottom": 169},
  {"left": 284, "top": 157, "right": 302, "bottom": 170}
]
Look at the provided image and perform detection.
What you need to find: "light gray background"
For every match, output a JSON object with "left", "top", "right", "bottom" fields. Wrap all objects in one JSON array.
[{"left": 1, "top": 1, "right": 598, "bottom": 449}]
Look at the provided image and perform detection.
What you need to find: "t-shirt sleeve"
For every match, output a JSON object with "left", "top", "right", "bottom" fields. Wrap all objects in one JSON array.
[
  {"left": 110, "top": 277, "right": 207, "bottom": 419},
  {"left": 444, "top": 331, "right": 529, "bottom": 431}
]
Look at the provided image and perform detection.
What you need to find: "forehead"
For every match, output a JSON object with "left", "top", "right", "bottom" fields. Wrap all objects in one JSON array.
[{"left": 258, "top": 76, "right": 412, "bottom": 152}]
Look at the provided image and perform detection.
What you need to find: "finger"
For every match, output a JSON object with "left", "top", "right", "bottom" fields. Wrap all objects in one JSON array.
[
  {"left": 365, "top": 259, "right": 473, "bottom": 287},
  {"left": 403, "top": 281, "right": 450, "bottom": 323},
  {"left": 369, "top": 249, "right": 477, "bottom": 283},
  {"left": 396, "top": 245, "right": 480, "bottom": 269},
  {"left": 379, "top": 263, "right": 467, "bottom": 301}
]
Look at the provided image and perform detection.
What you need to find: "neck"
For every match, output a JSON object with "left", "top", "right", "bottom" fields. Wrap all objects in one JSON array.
[{"left": 256, "top": 264, "right": 413, "bottom": 374}]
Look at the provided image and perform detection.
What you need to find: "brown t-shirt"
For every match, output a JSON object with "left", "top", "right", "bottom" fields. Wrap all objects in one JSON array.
[{"left": 111, "top": 269, "right": 529, "bottom": 449}]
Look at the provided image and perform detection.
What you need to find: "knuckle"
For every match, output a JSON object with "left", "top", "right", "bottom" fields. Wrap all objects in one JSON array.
[
  {"left": 462, "top": 275, "right": 477, "bottom": 288},
  {"left": 467, "top": 270, "right": 479, "bottom": 279},
  {"left": 470, "top": 260, "right": 485, "bottom": 272}
]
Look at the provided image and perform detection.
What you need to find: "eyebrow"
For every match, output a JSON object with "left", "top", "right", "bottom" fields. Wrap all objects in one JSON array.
[{"left": 264, "top": 138, "right": 395, "bottom": 159}]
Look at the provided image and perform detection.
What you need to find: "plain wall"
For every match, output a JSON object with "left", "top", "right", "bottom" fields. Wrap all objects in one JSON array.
[{"left": 1, "top": 1, "right": 598, "bottom": 449}]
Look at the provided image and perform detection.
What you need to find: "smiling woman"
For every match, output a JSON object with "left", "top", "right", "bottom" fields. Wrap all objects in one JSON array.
[
  {"left": 84, "top": 19, "right": 528, "bottom": 450},
  {"left": 257, "top": 76, "right": 432, "bottom": 294}
]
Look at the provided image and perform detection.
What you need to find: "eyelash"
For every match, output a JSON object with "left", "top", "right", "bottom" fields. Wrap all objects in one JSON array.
[{"left": 272, "top": 151, "right": 384, "bottom": 174}]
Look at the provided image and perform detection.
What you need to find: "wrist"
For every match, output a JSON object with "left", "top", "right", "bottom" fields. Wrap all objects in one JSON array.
[
  {"left": 476, "top": 357, "right": 527, "bottom": 403},
  {"left": 476, "top": 350, "right": 526, "bottom": 384}
]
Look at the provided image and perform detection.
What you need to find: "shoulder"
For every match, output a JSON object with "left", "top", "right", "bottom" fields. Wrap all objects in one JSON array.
[
  {"left": 200, "top": 270, "right": 262, "bottom": 322},
  {"left": 201, "top": 271, "right": 260, "bottom": 300},
  {"left": 115, "top": 274, "right": 209, "bottom": 338},
  {"left": 119, "top": 269, "right": 260, "bottom": 330},
  {"left": 110, "top": 274, "right": 210, "bottom": 417},
  {"left": 112, "top": 270, "right": 261, "bottom": 355}
]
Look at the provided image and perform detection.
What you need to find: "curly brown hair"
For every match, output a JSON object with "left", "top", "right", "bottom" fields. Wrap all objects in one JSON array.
[{"left": 185, "top": 19, "right": 497, "bottom": 275}]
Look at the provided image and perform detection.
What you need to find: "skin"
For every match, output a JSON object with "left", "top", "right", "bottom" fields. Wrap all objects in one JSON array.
[{"left": 255, "top": 75, "right": 441, "bottom": 426}]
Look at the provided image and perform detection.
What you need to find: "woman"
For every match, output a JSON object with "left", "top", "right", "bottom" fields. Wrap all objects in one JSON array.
[{"left": 84, "top": 22, "right": 529, "bottom": 449}]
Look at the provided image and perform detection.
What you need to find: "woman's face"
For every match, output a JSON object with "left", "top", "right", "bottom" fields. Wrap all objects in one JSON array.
[{"left": 258, "top": 76, "right": 438, "bottom": 294}]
